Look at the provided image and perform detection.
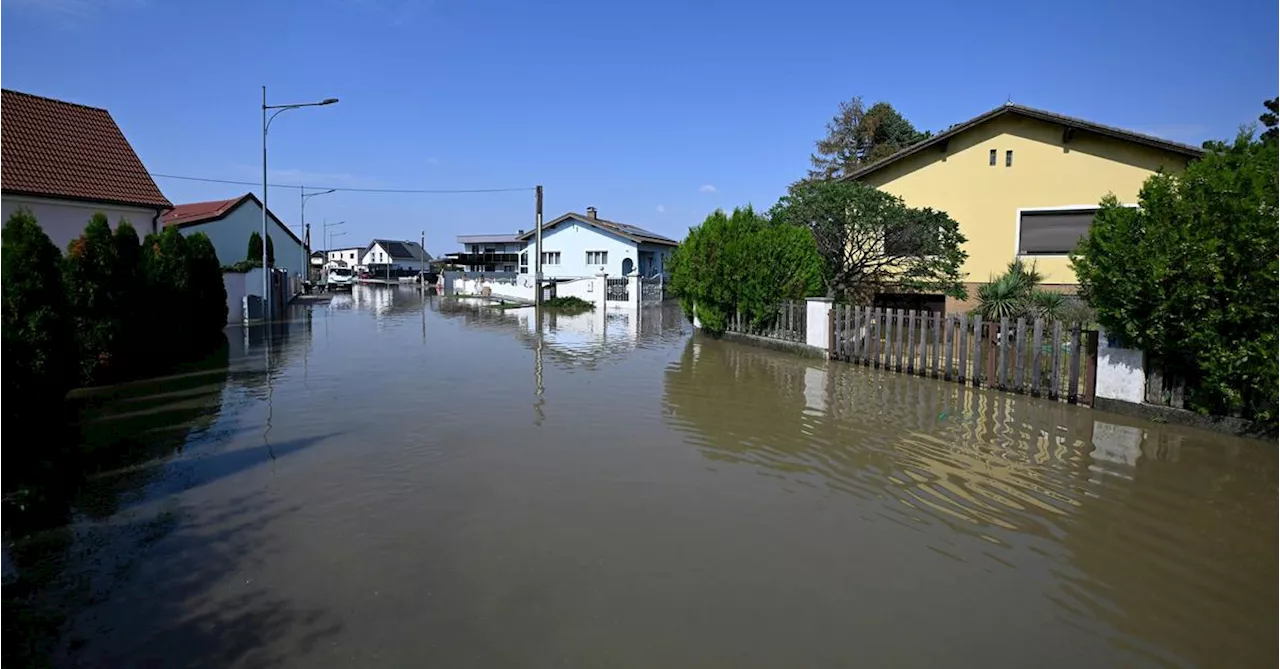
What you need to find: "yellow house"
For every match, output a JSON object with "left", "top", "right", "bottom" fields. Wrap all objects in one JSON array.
[{"left": 846, "top": 103, "right": 1203, "bottom": 313}]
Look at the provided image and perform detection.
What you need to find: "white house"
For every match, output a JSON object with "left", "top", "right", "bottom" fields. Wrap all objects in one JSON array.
[
  {"left": 326, "top": 246, "right": 363, "bottom": 268},
  {"left": 163, "top": 193, "right": 307, "bottom": 279},
  {"left": 1, "top": 89, "right": 172, "bottom": 251},
  {"left": 514, "top": 207, "right": 678, "bottom": 279},
  {"left": 361, "top": 239, "right": 431, "bottom": 271}
]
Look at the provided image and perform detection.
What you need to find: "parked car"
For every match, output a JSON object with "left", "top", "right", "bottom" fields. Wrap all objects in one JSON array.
[{"left": 326, "top": 267, "right": 355, "bottom": 291}]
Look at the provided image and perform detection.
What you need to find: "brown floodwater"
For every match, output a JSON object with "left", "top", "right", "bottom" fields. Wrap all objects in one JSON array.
[{"left": 39, "top": 286, "right": 1277, "bottom": 668}]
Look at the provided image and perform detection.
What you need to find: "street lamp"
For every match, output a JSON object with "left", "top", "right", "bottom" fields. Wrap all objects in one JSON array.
[
  {"left": 323, "top": 220, "right": 347, "bottom": 255},
  {"left": 301, "top": 187, "right": 336, "bottom": 283},
  {"left": 262, "top": 86, "right": 338, "bottom": 318}
]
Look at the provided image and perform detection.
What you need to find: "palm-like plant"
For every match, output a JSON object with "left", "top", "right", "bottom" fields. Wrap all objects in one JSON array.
[
  {"left": 977, "top": 260, "right": 1046, "bottom": 320},
  {"left": 1029, "top": 289, "right": 1067, "bottom": 320}
]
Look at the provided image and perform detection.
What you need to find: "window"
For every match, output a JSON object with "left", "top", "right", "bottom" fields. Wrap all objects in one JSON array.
[
  {"left": 541, "top": 251, "right": 561, "bottom": 265},
  {"left": 519, "top": 250, "right": 528, "bottom": 274},
  {"left": 1006, "top": 150, "right": 1013, "bottom": 167},
  {"left": 1018, "top": 208, "right": 1097, "bottom": 255},
  {"left": 586, "top": 250, "right": 608, "bottom": 265},
  {"left": 989, "top": 149, "right": 997, "bottom": 166}
]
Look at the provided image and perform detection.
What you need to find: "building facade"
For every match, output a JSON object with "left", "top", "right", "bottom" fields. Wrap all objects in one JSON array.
[
  {"left": 847, "top": 103, "right": 1202, "bottom": 312},
  {"left": 1, "top": 89, "right": 171, "bottom": 251},
  {"left": 454, "top": 234, "right": 524, "bottom": 273},
  {"left": 513, "top": 208, "right": 677, "bottom": 279},
  {"left": 163, "top": 193, "right": 307, "bottom": 279}
]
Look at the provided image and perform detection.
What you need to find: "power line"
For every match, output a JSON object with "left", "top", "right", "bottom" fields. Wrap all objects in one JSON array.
[{"left": 147, "top": 171, "right": 534, "bottom": 194}]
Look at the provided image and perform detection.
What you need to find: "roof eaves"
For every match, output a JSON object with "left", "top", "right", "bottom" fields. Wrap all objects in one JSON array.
[{"left": 843, "top": 104, "right": 1204, "bottom": 181}]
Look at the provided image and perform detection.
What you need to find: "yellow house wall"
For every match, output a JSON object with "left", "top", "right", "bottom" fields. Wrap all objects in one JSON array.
[{"left": 859, "top": 114, "right": 1193, "bottom": 286}]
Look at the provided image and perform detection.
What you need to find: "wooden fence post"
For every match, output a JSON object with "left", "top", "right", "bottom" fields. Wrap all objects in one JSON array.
[
  {"left": 996, "top": 316, "right": 1009, "bottom": 390},
  {"left": 917, "top": 311, "right": 928, "bottom": 377},
  {"left": 905, "top": 310, "right": 917, "bottom": 374},
  {"left": 1082, "top": 330, "right": 1099, "bottom": 406},
  {"left": 868, "top": 308, "right": 880, "bottom": 368},
  {"left": 1050, "top": 320, "right": 1064, "bottom": 401},
  {"left": 1068, "top": 322, "right": 1083, "bottom": 404},
  {"left": 1030, "top": 318, "right": 1044, "bottom": 397},
  {"left": 893, "top": 308, "right": 906, "bottom": 372},
  {"left": 985, "top": 320, "right": 998, "bottom": 388},
  {"left": 931, "top": 313, "right": 942, "bottom": 379},
  {"left": 828, "top": 302, "right": 837, "bottom": 359},
  {"left": 1013, "top": 317, "right": 1027, "bottom": 393},
  {"left": 952, "top": 315, "right": 962, "bottom": 383},
  {"left": 971, "top": 314, "right": 984, "bottom": 387}
]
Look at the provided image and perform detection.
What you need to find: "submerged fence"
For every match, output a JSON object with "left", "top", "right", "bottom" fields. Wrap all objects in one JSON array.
[
  {"left": 829, "top": 305, "right": 1099, "bottom": 405},
  {"left": 726, "top": 300, "right": 808, "bottom": 344}
]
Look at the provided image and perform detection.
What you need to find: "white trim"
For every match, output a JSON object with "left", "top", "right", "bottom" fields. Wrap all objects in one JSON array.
[{"left": 1013, "top": 203, "right": 1136, "bottom": 258}]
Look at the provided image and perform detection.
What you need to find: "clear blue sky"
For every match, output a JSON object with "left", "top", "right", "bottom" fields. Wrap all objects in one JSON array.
[{"left": 3, "top": 0, "right": 1275, "bottom": 254}]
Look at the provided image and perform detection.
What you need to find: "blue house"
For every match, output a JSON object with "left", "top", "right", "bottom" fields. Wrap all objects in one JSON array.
[{"left": 514, "top": 207, "right": 678, "bottom": 279}]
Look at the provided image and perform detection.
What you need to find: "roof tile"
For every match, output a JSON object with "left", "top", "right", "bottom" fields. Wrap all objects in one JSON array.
[{"left": 2, "top": 89, "right": 171, "bottom": 209}]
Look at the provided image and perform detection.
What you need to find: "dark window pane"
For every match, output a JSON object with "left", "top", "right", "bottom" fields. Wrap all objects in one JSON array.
[
  {"left": 1019, "top": 209, "right": 1095, "bottom": 255},
  {"left": 989, "top": 149, "right": 997, "bottom": 166},
  {"left": 1006, "top": 150, "right": 1013, "bottom": 167}
]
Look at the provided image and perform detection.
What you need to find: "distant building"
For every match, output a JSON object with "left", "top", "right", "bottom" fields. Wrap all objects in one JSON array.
[
  {"left": 326, "top": 246, "right": 363, "bottom": 268},
  {"left": 514, "top": 207, "right": 678, "bottom": 279},
  {"left": 1, "top": 89, "right": 171, "bottom": 251},
  {"left": 362, "top": 239, "right": 431, "bottom": 272},
  {"left": 453, "top": 233, "right": 524, "bottom": 272},
  {"left": 163, "top": 193, "right": 307, "bottom": 279}
]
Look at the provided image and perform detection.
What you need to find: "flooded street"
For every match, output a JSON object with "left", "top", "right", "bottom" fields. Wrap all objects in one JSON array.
[{"left": 48, "top": 286, "right": 1276, "bottom": 668}]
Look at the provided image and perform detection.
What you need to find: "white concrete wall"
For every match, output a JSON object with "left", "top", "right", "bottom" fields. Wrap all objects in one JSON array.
[
  {"left": 533, "top": 221, "right": 638, "bottom": 279},
  {"left": 453, "top": 275, "right": 537, "bottom": 302},
  {"left": 1096, "top": 327, "right": 1146, "bottom": 404},
  {"left": 555, "top": 276, "right": 600, "bottom": 302},
  {"left": 805, "top": 298, "right": 832, "bottom": 350},
  {"left": 223, "top": 272, "right": 247, "bottom": 325},
  {"left": 2, "top": 195, "right": 160, "bottom": 253},
  {"left": 176, "top": 200, "right": 305, "bottom": 279}
]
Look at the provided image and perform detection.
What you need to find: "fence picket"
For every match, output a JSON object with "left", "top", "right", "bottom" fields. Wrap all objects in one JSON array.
[
  {"left": 1068, "top": 322, "right": 1082, "bottom": 404},
  {"left": 917, "top": 311, "right": 928, "bottom": 377},
  {"left": 905, "top": 310, "right": 917, "bottom": 373},
  {"left": 971, "top": 314, "right": 984, "bottom": 387},
  {"left": 893, "top": 309, "right": 905, "bottom": 372},
  {"left": 950, "top": 315, "right": 961, "bottom": 382},
  {"left": 996, "top": 317, "right": 1010, "bottom": 390},
  {"left": 865, "top": 305, "right": 875, "bottom": 363},
  {"left": 845, "top": 305, "right": 856, "bottom": 361},
  {"left": 931, "top": 313, "right": 942, "bottom": 378},
  {"left": 869, "top": 308, "right": 881, "bottom": 367},
  {"left": 1050, "top": 320, "right": 1063, "bottom": 401},
  {"left": 1014, "top": 317, "right": 1027, "bottom": 393},
  {"left": 1082, "top": 330, "right": 1099, "bottom": 406},
  {"left": 1030, "top": 319, "right": 1044, "bottom": 396}
]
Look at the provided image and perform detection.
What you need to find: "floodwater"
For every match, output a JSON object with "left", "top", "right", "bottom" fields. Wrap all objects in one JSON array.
[{"left": 36, "top": 286, "right": 1277, "bottom": 668}]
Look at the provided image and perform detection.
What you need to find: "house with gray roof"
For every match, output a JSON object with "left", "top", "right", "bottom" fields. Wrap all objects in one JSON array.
[{"left": 514, "top": 207, "right": 678, "bottom": 279}]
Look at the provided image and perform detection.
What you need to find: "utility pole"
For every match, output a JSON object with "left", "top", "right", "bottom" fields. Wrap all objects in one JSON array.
[
  {"left": 534, "top": 184, "right": 543, "bottom": 306},
  {"left": 420, "top": 230, "right": 426, "bottom": 284}
]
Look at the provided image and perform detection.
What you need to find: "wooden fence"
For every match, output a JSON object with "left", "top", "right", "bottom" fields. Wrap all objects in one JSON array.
[
  {"left": 726, "top": 300, "right": 807, "bottom": 344},
  {"left": 829, "top": 305, "right": 1100, "bottom": 405}
]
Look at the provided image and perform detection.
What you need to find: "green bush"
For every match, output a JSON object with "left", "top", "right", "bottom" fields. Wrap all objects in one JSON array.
[
  {"left": 2, "top": 210, "right": 77, "bottom": 502},
  {"left": 1072, "top": 130, "right": 1278, "bottom": 422},
  {"left": 247, "top": 231, "right": 264, "bottom": 264},
  {"left": 669, "top": 206, "right": 823, "bottom": 334},
  {"left": 186, "top": 232, "right": 229, "bottom": 344},
  {"left": 63, "top": 214, "right": 138, "bottom": 384}
]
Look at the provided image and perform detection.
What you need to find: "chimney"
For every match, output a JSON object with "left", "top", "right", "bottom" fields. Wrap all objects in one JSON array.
[
  {"left": 517, "top": 229, "right": 524, "bottom": 235},
  {"left": 586, "top": 206, "right": 597, "bottom": 220}
]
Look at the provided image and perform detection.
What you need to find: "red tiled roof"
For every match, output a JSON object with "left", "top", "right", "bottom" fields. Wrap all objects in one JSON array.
[
  {"left": 1, "top": 89, "right": 171, "bottom": 209},
  {"left": 163, "top": 195, "right": 248, "bottom": 226},
  {"left": 163, "top": 192, "right": 304, "bottom": 246}
]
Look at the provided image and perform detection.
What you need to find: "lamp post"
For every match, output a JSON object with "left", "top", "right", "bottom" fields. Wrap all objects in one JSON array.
[
  {"left": 323, "top": 220, "right": 347, "bottom": 258},
  {"left": 262, "top": 86, "right": 338, "bottom": 318},
  {"left": 301, "top": 187, "right": 336, "bottom": 284}
]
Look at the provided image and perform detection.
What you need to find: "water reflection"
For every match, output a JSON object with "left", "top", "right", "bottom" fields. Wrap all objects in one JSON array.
[{"left": 663, "top": 335, "right": 1277, "bottom": 669}]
